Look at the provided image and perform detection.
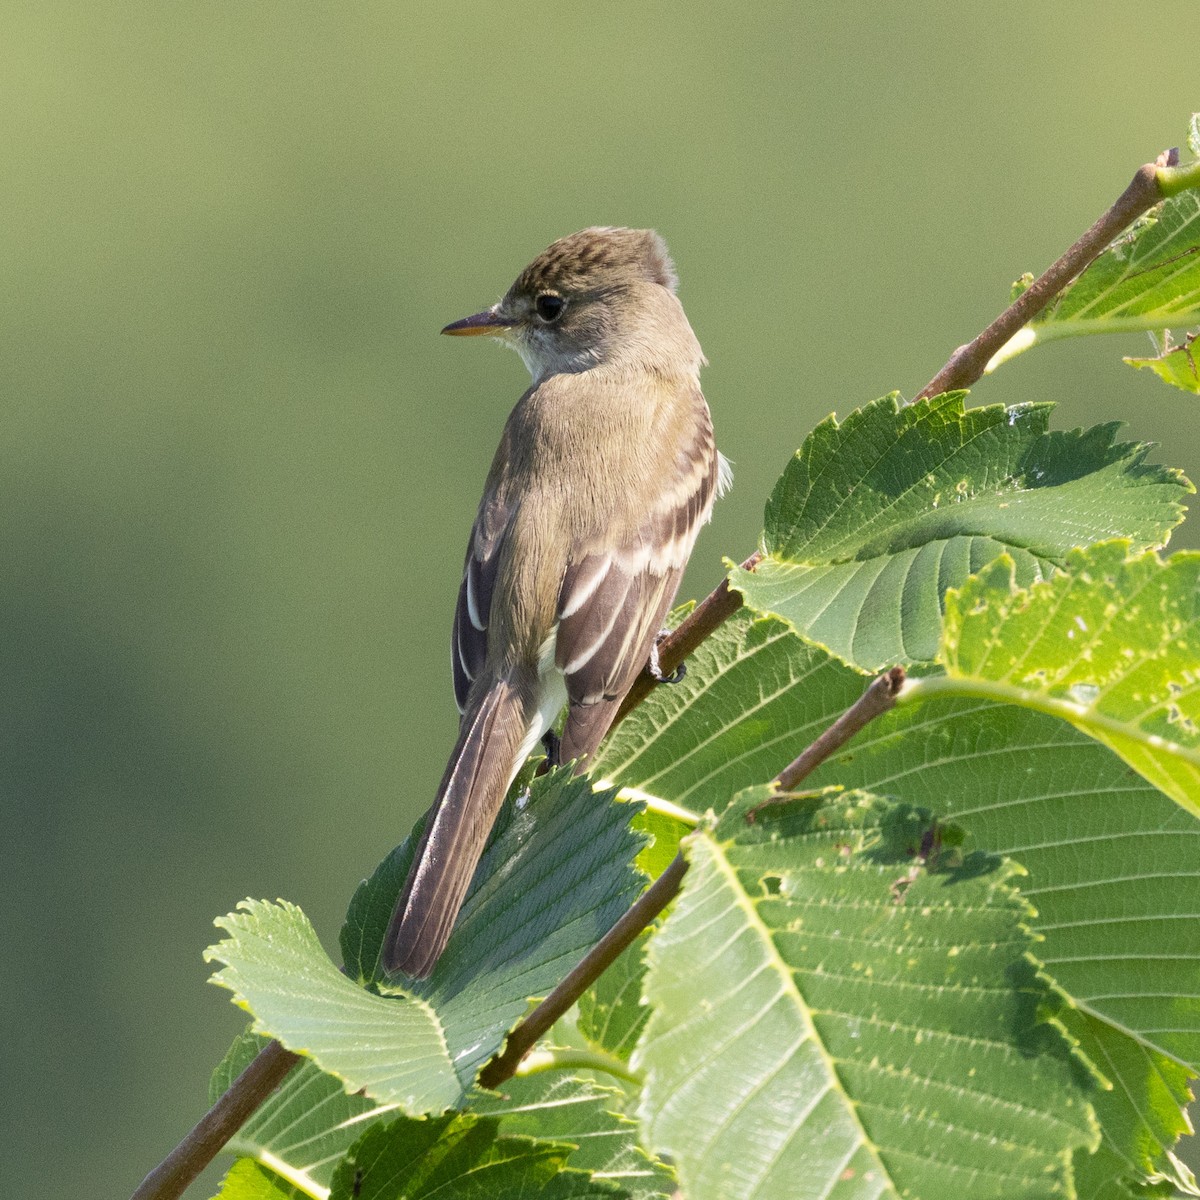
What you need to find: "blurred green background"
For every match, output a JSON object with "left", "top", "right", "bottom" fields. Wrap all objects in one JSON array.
[{"left": 2, "top": 5, "right": 1196, "bottom": 1196}]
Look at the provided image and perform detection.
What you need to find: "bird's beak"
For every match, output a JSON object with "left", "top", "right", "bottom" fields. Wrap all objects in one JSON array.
[{"left": 441, "top": 307, "right": 514, "bottom": 337}]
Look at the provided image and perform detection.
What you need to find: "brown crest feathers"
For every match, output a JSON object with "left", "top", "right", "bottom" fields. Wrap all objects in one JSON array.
[{"left": 513, "top": 227, "right": 678, "bottom": 296}]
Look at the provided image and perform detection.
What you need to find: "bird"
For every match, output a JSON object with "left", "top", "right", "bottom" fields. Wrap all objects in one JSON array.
[{"left": 382, "top": 227, "right": 728, "bottom": 978}]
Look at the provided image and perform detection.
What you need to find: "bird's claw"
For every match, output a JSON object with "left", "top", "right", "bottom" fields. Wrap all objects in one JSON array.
[{"left": 648, "top": 631, "right": 687, "bottom": 684}]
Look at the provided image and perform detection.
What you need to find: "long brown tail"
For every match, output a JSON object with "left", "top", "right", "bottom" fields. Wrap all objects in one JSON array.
[{"left": 382, "top": 677, "right": 533, "bottom": 979}]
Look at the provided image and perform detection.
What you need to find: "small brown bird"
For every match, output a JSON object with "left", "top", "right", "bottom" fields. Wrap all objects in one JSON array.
[{"left": 382, "top": 228, "right": 728, "bottom": 978}]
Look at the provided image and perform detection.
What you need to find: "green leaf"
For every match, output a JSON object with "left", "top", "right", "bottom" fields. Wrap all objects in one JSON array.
[
  {"left": 327, "top": 1112, "right": 626, "bottom": 1200},
  {"left": 577, "top": 932, "right": 651, "bottom": 1064},
  {"left": 210, "top": 1034, "right": 670, "bottom": 1199},
  {"left": 1126, "top": 331, "right": 1200, "bottom": 394},
  {"left": 212, "top": 1159, "right": 308, "bottom": 1200},
  {"left": 919, "top": 541, "right": 1200, "bottom": 816},
  {"left": 826, "top": 694, "right": 1200, "bottom": 1074},
  {"left": 344, "top": 767, "right": 647, "bottom": 1088},
  {"left": 204, "top": 898, "right": 461, "bottom": 1113},
  {"left": 730, "top": 394, "right": 1187, "bottom": 670},
  {"left": 593, "top": 611, "right": 871, "bottom": 813},
  {"left": 988, "top": 189, "right": 1200, "bottom": 369},
  {"left": 629, "top": 805, "right": 689, "bottom": 879},
  {"left": 207, "top": 768, "right": 647, "bottom": 1109},
  {"left": 209, "top": 1032, "right": 382, "bottom": 1196},
  {"left": 635, "top": 789, "right": 1098, "bottom": 1199},
  {"left": 598, "top": 608, "right": 1200, "bottom": 1071},
  {"left": 474, "top": 1073, "right": 674, "bottom": 1199},
  {"left": 1064, "top": 1009, "right": 1198, "bottom": 1197}
]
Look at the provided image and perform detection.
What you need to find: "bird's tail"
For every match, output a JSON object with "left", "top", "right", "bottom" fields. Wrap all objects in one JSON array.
[{"left": 382, "top": 676, "right": 535, "bottom": 979}]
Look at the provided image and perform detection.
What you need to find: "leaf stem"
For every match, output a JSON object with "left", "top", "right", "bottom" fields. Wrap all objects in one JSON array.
[
  {"left": 514, "top": 1046, "right": 643, "bottom": 1086},
  {"left": 478, "top": 852, "right": 690, "bottom": 1090},
  {"left": 130, "top": 1038, "right": 299, "bottom": 1200},
  {"left": 1158, "top": 157, "right": 1200, "bottom": 197},
  {"left": 916, "top": 157, "right": 1176, "bottom": 401},
  {"left": 611, "top": 786, "right": 701, "bottom": 828},
  {"left": 899, "top": 673, "right": 1200, "bottom": 782}
]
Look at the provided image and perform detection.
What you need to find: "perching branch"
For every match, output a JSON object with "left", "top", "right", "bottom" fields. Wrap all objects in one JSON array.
[
  {"left": 915, "top": 150, "right": 1179, "bottom": 401},
  {"left": 614, "top": 551, "right": 763, "bottom": 724}
]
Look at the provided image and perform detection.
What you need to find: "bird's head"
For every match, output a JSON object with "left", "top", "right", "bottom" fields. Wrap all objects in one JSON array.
[{"left": 442, "top": 227, "right": 694, "bottom": 380}]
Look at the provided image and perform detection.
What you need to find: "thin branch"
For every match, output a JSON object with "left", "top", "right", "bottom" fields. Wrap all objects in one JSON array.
[
  {"left": 915, "top": 154, "right": 1175, "bottom": 401},
  {"left": 130, "top": 1039, "right": 299, "bottom": 1200},
  {"left": 478, "top": 851, "right": 689, "bottom": 1091},
  {"left": 747, "top": 666, "right": 906, "bottom": 821}
]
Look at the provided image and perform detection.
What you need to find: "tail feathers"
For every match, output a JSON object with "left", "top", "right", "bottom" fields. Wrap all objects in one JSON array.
[
  {"left": 558, "top": 696, "right": 622, "bottom": 770},
  {"left": 382, "top": 677, "right": 533, "bottom": 979}
]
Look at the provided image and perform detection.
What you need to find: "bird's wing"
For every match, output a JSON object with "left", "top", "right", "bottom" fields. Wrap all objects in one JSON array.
[
  {"left": 554, "top": 408, "right": 720, "bottom": 759},
  {"left": 451, "top": 477, "right": 516, "bottom": 713}
]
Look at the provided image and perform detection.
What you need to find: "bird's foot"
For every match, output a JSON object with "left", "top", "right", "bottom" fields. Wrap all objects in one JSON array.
[{"left": 648, "top": 630, "right": 687, "bottom": 684}]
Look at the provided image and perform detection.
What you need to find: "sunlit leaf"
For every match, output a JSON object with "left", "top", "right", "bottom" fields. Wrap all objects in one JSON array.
[
  {"left": 326, "top": 1112, "right": 625, "bottom": 1199},
  {"left": 636, "top": 789, "right": 1098, "bottom": 1199},
  {"left": 1064, "top": 1009, "right": 1198, "bottom": 1198},
  {"left": 1125, "top": 331, "right": 1200, "bottom": 394},
  {"left": 206, "top": 768, "right": 647, "bottom": 1109},
  {"left": 209, "top": 1032, "right": 386, "bottom": 1196},
  {"left": 474, "top": 1072, "right": 674, "bottom": 1199},
  {"left": 598, "top": 608, "right": 1200, "bottom": 1071},
  {"left": 730, "top": 394, "right": 1187, "bottom": 669},
  {"left": 920, "top": 541, "right": 1200, "bottom": 815},
  {"left": 577, "top": 932, "right": 652, "bottom": 1064},
  {"left": 205, "top": 898, "right": 460, "bottom": 1113},
  {"left": 211, "top": 1159, "right": 308, "bottom": 1200},
  {"left": 209, "top": 1034, "right": 670, "bottom": 1199}
]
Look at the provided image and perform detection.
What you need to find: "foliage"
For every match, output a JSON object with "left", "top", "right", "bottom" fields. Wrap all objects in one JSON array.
[{"left": 194, "top": 131, "right": 1200, "bottom": 1199}]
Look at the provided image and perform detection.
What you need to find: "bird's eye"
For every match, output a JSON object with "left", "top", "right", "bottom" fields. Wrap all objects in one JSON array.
[{"left": 534, "top": 293, "right": 566, "bottom": 322}]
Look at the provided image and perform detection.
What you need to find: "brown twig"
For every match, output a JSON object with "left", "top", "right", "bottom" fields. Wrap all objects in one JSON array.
[
  {"left": 130, "top": 1039, "right": 299, "bottom": 1200},
  {"left": 761, "top": 667, "right": 906, "bottom": 806},
  {"left": 478, "top": 850, "right": 690, "bottom": 1090},
  {"left": 915, "top": 155, "right": 1173, "bottom": 401}
]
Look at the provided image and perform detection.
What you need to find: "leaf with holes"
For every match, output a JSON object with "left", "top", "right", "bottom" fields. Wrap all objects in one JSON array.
[
  {"left": 1125, "top": 330, "right": 1200, "bottom": 394},
  {"left": 730, "top": 394, "right": 1187, "bottom": 670},
  {"left": 635, "top": 788, "right": 1098, "bottom": 1199},
  {"left": 597, "top": 606, "right": 1200, "bottom": 1087},
  {"left": 914, "top": 541, "right": 1200, "bottom": 816}
]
